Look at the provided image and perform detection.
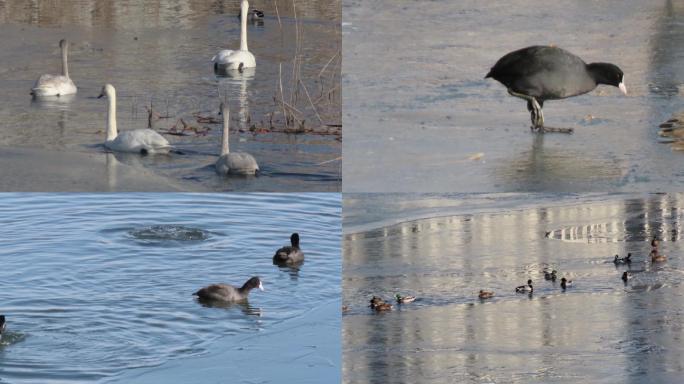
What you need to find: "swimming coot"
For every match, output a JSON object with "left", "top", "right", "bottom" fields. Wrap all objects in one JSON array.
[
  {"left": 193, "top": 276, "right": 263, "bottom": 302},
  {"left": 560, "top": 277, "right": 573, "bottom": 290},
  {"left": 486, "top": 45, "right": 626, "bottom": 133},
  {"left": 515, "top": 279, "right": 533, "bottom": 293},
  {"left": 273, "top": 233, "right": 304, "bottom": 265}
]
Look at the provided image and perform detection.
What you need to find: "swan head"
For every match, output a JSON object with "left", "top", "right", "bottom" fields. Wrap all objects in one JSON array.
[
  {"left": 98, "top": 84, "right": 116, "bottom": 99},
  {"left": 59, "top": 39, "right": 68, "bottom": 49}
]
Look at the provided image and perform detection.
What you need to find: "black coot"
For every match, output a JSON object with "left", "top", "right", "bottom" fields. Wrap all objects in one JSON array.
[{"left": 486, "top": 45, "right": 626, "bottom": 133}]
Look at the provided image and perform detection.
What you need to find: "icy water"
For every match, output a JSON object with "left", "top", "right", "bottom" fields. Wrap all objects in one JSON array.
[
  {"left": 0, "top": 0, "right": 341, "bottom": 192},
  {"left": 344, "top": 0, "right": 684, "bottom": 192},
  {"left": 344, "top": 193, "right": 684, "bottom": 383},
  {"left": 0, "top": 193, "right": 341, "bottom": 383}
]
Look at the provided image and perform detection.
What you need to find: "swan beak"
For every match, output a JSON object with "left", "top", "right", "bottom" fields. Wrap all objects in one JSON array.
[
  {"left": 97, "top": 93, "right": 104, "bottom": 99},
  {"left": 618, "top": 81, "right": 627, "bottom": 95},
  {"left": 258, "top": 282, "right": 264, "bottom": 291}
]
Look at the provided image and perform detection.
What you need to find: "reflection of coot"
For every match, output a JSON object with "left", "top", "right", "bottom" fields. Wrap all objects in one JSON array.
[
  {"left": 196, "top": 297, "right": 262, "bottom": 316},
  {"left": 486, "top": 46, "right": 626, "bottom": 133}
]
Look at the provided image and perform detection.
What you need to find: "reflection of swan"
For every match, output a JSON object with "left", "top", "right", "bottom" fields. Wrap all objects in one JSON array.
[
  {"left": 98, "top": 84, "right": 171, "bottom": 155},
  {"left": 212, "top": 0, "right": 256, "bottom": 71},
  {"left": 217, "top": 68, "right": 253, "bottom": 128},
  {"left": 215, "top": 102, "right": 259, "bottom": 175},
  {"left": 31, "top": 39, "right": 77, "bottom": 97}
]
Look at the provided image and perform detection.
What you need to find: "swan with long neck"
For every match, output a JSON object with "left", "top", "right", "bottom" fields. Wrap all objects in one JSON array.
[
  {"left": 31, "top": 39, "right": 77, "bottom": 97},
  {"left": 215, "top": 102, "right": 259, "bottom": 175},
  {"left": 98, "top": 84, "right": 171, "bottom": 154},
  {"left": 212, "top": 0, "right": 256, "bottom": 71}
]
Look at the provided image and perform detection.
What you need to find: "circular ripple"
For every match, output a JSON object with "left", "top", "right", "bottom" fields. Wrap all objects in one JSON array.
[{"left": 128, "top": 225, "right": 211, "bottom": 241}]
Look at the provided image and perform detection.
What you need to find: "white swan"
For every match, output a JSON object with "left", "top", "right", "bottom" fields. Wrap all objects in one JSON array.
[
  {"left": 98, "top": 84, "right": 171, "bottom": 155},
  {"left": 212, "top": 0, "right": 256, "bottom": 71},
  {"left": 215, "top": 102, "right": 259, "bottom": 175},
  {"left": 31, "top": 39, "right": 77, "bottom": 97}
]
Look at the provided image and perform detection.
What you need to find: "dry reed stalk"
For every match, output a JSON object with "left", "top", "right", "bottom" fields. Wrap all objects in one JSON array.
[{"left": 299, "top": 79, "right": 323, "bottom": 125}]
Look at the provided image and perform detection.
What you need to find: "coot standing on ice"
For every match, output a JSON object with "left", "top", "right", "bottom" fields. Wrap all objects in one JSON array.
[{"left": 486, "top": 45, "right": 626, "bottom": 133}]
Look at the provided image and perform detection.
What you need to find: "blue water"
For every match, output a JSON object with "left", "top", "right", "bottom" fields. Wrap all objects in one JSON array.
[{"left": 0, "top": 193, "right": 340, "bottom": 383}]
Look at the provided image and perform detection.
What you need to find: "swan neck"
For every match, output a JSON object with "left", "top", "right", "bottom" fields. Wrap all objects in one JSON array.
[
  {"left": 240, "top": 1, "right": 248, "bottom": 51},
  {"left": 221, "top": 107, "right": 230, "bottom": 155},
  {"left": 61, "top": 42, "right": 69, "bottom": 78},
  {"left": 106, "top": 90, "right": 118, "bottom": 141}
]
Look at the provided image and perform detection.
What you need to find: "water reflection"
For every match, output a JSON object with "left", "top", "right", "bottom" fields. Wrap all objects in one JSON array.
[
  {"left": 195, "top": 298, "right": 262, "bottom": 317},
  {"left": 217, "top": 67, "right": 254, "bottom": 129},
  {"left": 30, "top": 94, "right": 76, "bottom": 109},
  {"left": 648, "top": 0, "right": 684, "bottom": 98},
  {"left": 0, "top": 0, "right": 340, "bottom": 28},
  {"left": 344, "top": 194, "right": 684, "bottom": 383},
  {"left": 273, "top": 260, "right": 303, "bottom": 281}
]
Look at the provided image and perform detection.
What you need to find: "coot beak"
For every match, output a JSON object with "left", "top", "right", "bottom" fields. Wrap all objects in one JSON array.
[
  {"left": 258, "top": 281, "right": 264, "bottom": 291},
  {"left": 618, "top": 81, "right": 627, "bottom": 95}
]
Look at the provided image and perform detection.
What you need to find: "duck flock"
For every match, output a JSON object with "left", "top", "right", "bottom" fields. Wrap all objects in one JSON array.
[
  {"left": 366, "top": 236, "right": 669, "bottom": 313},
  {"left": 0, "top": 232, "right": 303, "bottom": 343},
  {"left": 29, "top": 0, "right": 267, "bottom": 176}
]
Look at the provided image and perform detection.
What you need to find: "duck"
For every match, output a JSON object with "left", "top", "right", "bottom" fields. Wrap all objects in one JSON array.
[
  {"left": 98, "top": 84, "right": 171, "bottom": 154},
  {"left": 613, "top": 253, "right": 632, "bottom": 265},
  {"left": 560, "top": 277, "right": 573, "bottom": 290},
  {"left": 374, "top": 302, "right": 392, "bottom": 312},
  {"left": 651, "top": 236, "right": 659, "bottom": 249},
  {"left": 478, "top": 290, "right": 495, "bottom": 299},
  {"left": 273, "top": 233, "right": 304, "bottom": 264},
  {"left": 544, "top": 270, "right": 557, "bottom": 281},
  {"left": 369, "top": 296, "right": 385, "bottom": 308},
  {"left": 486, "top": 45, "right": 626, "bottom": 133},
  {"left": 395, "top": 294, "right": 416, "bottom": 304},
  {"left": 369, "top": 296, "right": 392, "bottom": 311},
  {"left": 515, "top": 279, "right": 533, "bottom": 293},
  {"left": 193, "top": 276, "right": 263, "bottom": 302},
  {"left": 622, "top": 272, "right": 631, "bottom": 282},
  {"left": 213, "top": 0, "right": 256, "bottom": 71},
  {"left": 215, "top": 102, "right": 259, "bottom": 175},
  {"left": 651, "top": 250, "right": 667, "bottom": 262},
  {"left": 238, "top": 7, "right": 264, "bottom": 21},
  {"left": 31, "top": 39, "right": 77, "bottom": 97}
]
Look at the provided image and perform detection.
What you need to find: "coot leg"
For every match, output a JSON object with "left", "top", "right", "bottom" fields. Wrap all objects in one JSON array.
[{"left": 508, "top": 89, "right": 573, "bottom": 134}]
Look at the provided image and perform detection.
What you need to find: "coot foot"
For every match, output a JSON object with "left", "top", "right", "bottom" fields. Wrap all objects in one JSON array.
[{"left": 532, "top": 125, "right": 574, "bottom": 134}]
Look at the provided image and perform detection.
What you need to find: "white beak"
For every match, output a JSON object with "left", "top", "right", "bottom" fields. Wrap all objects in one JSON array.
[
  {"left": 618, "top": 81, "right": 627, "bottom": 95},
  {"left": 258, "top": 281, "right": 264, "bottom": 291}
]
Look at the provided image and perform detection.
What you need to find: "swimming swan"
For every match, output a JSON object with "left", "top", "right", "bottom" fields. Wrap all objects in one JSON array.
[
  {"left": 215, "top": 102, "right": 259, "bottom": 175},
  {"left": 98, "top": 84, "right": 171, "bottom": 155},
  {"left": 31, "top": 39, "right": 77, "bottom": 97},
  {"left": 212, "top": 0, "right": 256, "bottom": 71}
]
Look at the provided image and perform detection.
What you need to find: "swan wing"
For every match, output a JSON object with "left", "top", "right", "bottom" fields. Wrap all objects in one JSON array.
[
  {"left": 213, "top": 50, "right": 234, "bottom": 64},
  {"left": 215, "top": 152, "right": 259, "bottom": 175},
  {"left": 108, "top": 129, "right": 170, "bottom": 153},
  {"left": 31, "top": 75, "right": 77, "bottom": 96}
]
